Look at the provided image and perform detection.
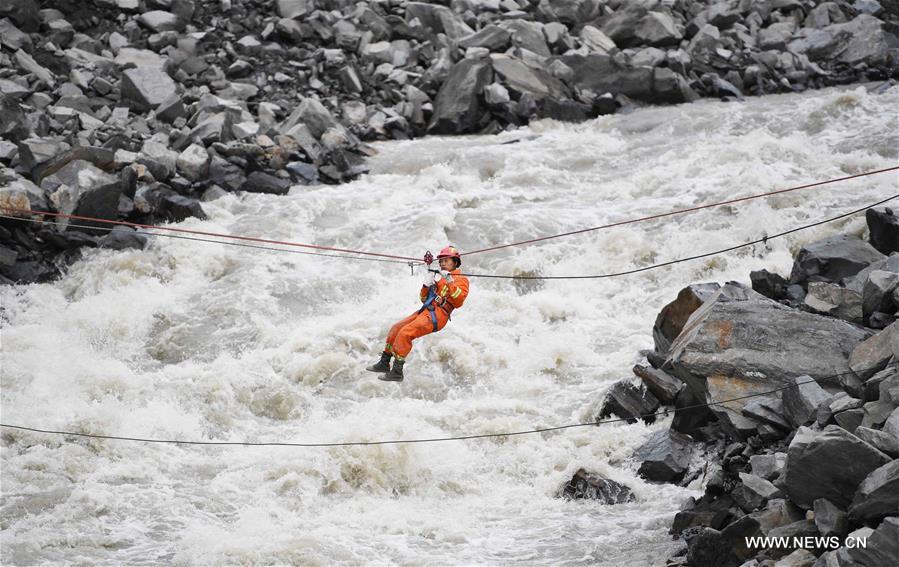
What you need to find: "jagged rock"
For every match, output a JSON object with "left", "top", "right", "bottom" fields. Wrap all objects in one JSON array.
[
  {"left": 499, "top": 20, "right": 551, "bottom": 57},
  {"left": 748, "top": 498, "right": 804, "bottom": 536},
  {"left": 788, "top": 15, "right": 892, "bottom": 66},
  {"left": 99, "top": 225, "right": 147, "bottom": 251},
  {"left": 458, "top": 25, "right": 510, "bottom": 51},
  {"left": 665, "top": 284, "right": 869, "bottom": 435},
  {"left": 863, "top": 270, "right": 899, "bottom": 318},
  {"left": 813, "top": 498, "right": 849, "bottom": 538},
  {"left": 750, "top": 452, "right": 787, "bottom": 481},
  {"left": 632, "top": 364, "right": 682, "bottom": 405},
  {"left": 750, "top": 269, "right": 789, "bottom": 300},
  {"left": 121, "top": 67, "right": 178, "bottom": 111},
  {"left": 176, "top": 144, "right": 209, "bottom": 182},
  {"left": 782, "top": 375, "right": 831, "bottom": 428},
  {"left": 759, "top": 22, "right": 796, "bottom": 51},
  {"left": 0, "top": 0, "right": 39, "bottom": 32},
  {"left": 0, "top": 19, "right": 31, "bottom": 52},
  {"left": 671, "top": 384, "right": 716, "bottom": 436},
  {"left": 279, "top": 97, "right": 342, "bottom": 139},
  {"left": 536, "top": 0, "right": 602, "bottom": 26},
  {"left": 783, "top": 425, "right": 890, "bottom": 509},
  {"left": 803, "top": 282, "right": 863, "bottom": 324},
  {"left": 562, "top": 53, "right": 694, "bottom": 104},
  {"left": 428, "top": 57, "right": 492, "bottom": 135},
  {"left": 733, "top": 472, "right": 782, "bottom": 512},
  {"left": 848, "top": 459, "right": 899, "bottom": 523},
  {"left": 652, "top": 283, "right": 722, "bottom": 354},
  {"left": 277, "top": 0, "right": 313, "bottom": 19},
  {"left": 633, "top": 429, "right": 694, "bottom": 482},
  {"left": 240, "top": 171, "right": 291, "bottom": 195},
  {"left": 579, "top": 25, "right": 616, "bottom": 54},
  {"left": 14, "top": 49, "right": 55, "bottom": 87},
  {"left": 790, "top": 234, "right": 886, "bottom": 285},
  {"left": 841, "top": 517, "right": 899, "bottom": 567},
  {"left": 490, "top": 55, "right": 568, "bottom": 100},
  {"left": 597, "top": 380, "right": 659, "bottom": 424},
  {"left": 867, "top": 207, "right": 899, "bottom": 255},
  {"left": 742, "top": 396, "right": 791, "bottom": 431},
  {"left": 844, "top": 254, "right": 899, "bottom": 293},
  {"left": 849, "top": 322, "right": 899, "bottom": 380},
  {"left": 596, "top": 5, "right": 647, "bottom": 47},
  {"left": 853, "top": 427, "right": 899, "bottom": 458},
  {"left": 405, "top": 2, "right": 474, "bottom": 39},
  {"left": 559, "top": 468, "right": 634, "bottom": 504},
  {"left": 833, "top": 408, "right": 864, "bottom": 432},
  {"left": 634, "top": 12, "right": 682, "bottom": 47},
  {"left": 42, "top": 160, "right": 122, "bottom": 234}
]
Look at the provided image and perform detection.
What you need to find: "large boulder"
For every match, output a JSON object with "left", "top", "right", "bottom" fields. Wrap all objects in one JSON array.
[
  {"left": 597, "top": 380, "right": 659, "bottom": 424},
  {"left": 790, "top": 234, "right": 886, "bottom": 286},
  {"left": 633, "top": 364, "right": 682, "bottom": 405},
  {"left": 41, "top": 160, "right": 123, "bottom": 234},
  {"left": 787, "top": 15, "right": 893, "bottom": 66},
  {"left": 782, "top": 425, "right": 890, "bottom": 509},
  {"left": 841, "top": 516, "right": 899, "bottom": 567},
  {"left": 634, "top": 12, "right": 682, "bottom": 47},
  {"left": 849, "top": 322, "right": 899, "bottom": 381},
  {"left": 803, "top": 282, "right": 863, "bottom": 325},
  {"left": 428, "top": 58, "right": 492, "bottom": 135},
  {"left": 664, "top": 284, "right": 869, "bottom": 434},
  {"left": 848, "top": 460, "right": 899, "bottom": 523},
  {"left": 782, "top": 375, "right": 830, "bottom": 428},
  {"left": 498, "top": 20, "right": 551, "bottom": 58},
  {"left": 867, "top": 207, "right": 899, "bottom": 255},
  {"left": 863, "top": 270, "right": 899, "bottom": 319},
  {"left": 652, "top": 283, "right": 722, "bottom": 354},
  {"left": 633, "top": 429, "right": 694, "bottom": 483},
  {"left": 561, "top": 53, "right": 694, "bottom": 104},
  {"left": 489, "top": 55, "right": 569, "bottom": 101}
]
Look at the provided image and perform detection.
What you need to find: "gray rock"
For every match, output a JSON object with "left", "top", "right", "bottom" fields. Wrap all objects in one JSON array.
[
  {"left": 136, "top": 10, "right": 182, "bottom": 33},
  {"left": 743, "top": 396, "right": 792, "bottom": 430},
  {"left": 405, "top": 2, "right": 474, "bottom": 39},
  {"left": 783, "top": 425, "right": 890, "bottom": 509},
  {"left": 559, "top": 468, "right": 634, "bottom": 504},
  {"left": 848, "top": 459, "right": 899, "bottom": 523},
  {"left": 791, "top": 234, "right": 886, "bottom": 285},
  {"left": 14, "top": 49, "right": 55, "bottom": 87},
  {"left": 652, "top": 283, "right": 722, "bottom": 354},
  {"left": 788, "top": 15, "right": 892, "bottom": 66},
  {"left": 579, "top": 25, "right": 617, "bottom": 54},
  {"left": 633, "top": 429, "right": 694, "bottom": 483},
  {"left": 863, "top": 270, "right": 899, "bottom": 318},
  {"left": 458, "top": 25, "right": 511, "bottom": 51},
  {"left": 499, "top": 20, "right": 551, "bottom": 57},
  {"left": 885, "top": 406, "right": 899, "bottom": 438},
  {"left": 17, "top": 138, "right": 66, "bottom": 171},
  {"left": 277, "top": 0, "right": 313, "bottom": 19},
  {"left": 734, "top": 472, "right": 783, "bottom": 512},
  {"left": 759, "top": 22, "right": 796, "bottom": 51},
  {"left": 834, "top": 408, "right": 865, "bottom": 432},
  {"left": 279, "top": 97, "right": 342, "bottom": 140},
  {"left": 843, "top": 255, "right": 899, "bottom": 294},
  {"left": 750, "top": 452, "right": 787, "bottom": 481},
  {"left": 536, "top": 0, "right": 602, "bottom": 26},
  {"left": 483, "top": 82, "right": 511, "bottom": 106},
  {"left": 428, "top": 57, "right": 492, "bottom": 135},
  {"left": 867, "top": 207, "right": 899, "bottom": 255},
  {"left": 176, "top": 144, "right": 209, "bottom": 182},
  {"left": 751, "top": 269, "right": 789, "bottom": 300},
  {"left": 240, "top": 171, "right": 291, "bottom": 195},
  {"left": 843, "top": 516, "right": 899, "bottom": 566},
  {"left": 804, "top": 282, "right": 863, "bottom": 325},
  {"left": 665, "top": 284, "right": 869, "bottom": 434},
  {"left": 853, "top": 428, "right": 899, "bottom": 459},
  {"left": 43, "top": 160, "right": 122, "bottom": 234},
  {"left": 861, "top": 398, "right": 895, "bottom": 429},
  {"left": 99, "top": 225, "right": 147, "bottom": 251},
  {"left": 490, "top": 55, "right": 568, "bottom": 100},
  {"left": 596, "top": 5, "right": 647, "bottom": 47},
  {"left": 597, "top": 380, "right": 659, "bottom": 424},
  {"left": 813, "top": 499, "right": 848, "bottom": 538},
  {"left": 634, "top": 12, "right": 682, "bottom": 47},
  {"left": 121, "top": 68, "right": 178, "bottom": 111},
  {"left": 0, "top": 0, "right": 39, "bottom": 32},
  {"left": 774, "top": 549, "right": 816, "bottom": 567},
  {"left": 632, "top": 364, "right": 682, "bottom": 405},
  {"left": 783, "top": 375, "right": 831, "bottom": 428},
  {"left": 849, "top": 322, "right": 899, "bottom": 380},
  {"left": 0, "top": 18, "right": 31, "bottom": 51}
]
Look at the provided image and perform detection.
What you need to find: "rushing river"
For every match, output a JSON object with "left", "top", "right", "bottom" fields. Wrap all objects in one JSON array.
[{"left": 2, "top": 84, "right": 897, "bottom": 565}]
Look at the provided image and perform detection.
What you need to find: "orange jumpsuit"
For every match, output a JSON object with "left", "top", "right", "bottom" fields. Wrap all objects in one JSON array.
[{"left": 384, "top": 268, "right": 470, "bottom": 360}]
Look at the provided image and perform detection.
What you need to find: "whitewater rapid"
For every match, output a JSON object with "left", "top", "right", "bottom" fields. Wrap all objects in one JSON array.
[{"left": 2, "top": 84, "right": 897, "bottom": 565}]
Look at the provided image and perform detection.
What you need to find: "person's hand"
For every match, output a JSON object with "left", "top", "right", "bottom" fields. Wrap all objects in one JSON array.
[
  {"left": 439, "top": 269, "right": 453, "bottom": 282},
  {"left": 422, "top": 268, "right": 436, "bottom": 286}
]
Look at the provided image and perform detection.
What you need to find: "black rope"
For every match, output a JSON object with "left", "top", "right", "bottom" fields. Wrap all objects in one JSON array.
[
  {"left": 456, "top": 194, "right": 899, "bottom": 279},
  {"left": 0, "top": 366, "right": 883, "bottom": 448}
]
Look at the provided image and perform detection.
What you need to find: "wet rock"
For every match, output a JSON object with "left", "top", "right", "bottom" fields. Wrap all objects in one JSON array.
[
  {"left": 428, "top": 57, "right": 492, "bottom": 135},
  {"left": 633, "top": 364, "right": 682, "bottom": 405},
  {"left": 634, "top": 429, "right": 694, "bottom": 483},
  {"left": 42, "top": 160, "right": 123, "bottom": 234},
  {"left": 597, "top": 380, "right": 660, "bottom": 424},
  {"left": 751, "top": 269, "right": 789, "bottom": 301},
  {"left": 783, "top": 425, "right": 890, "bottom": 509},
  {"left": 790, "top": 234, "right": 886, "bottom": 285},
  {"left": 782, "top": 375, "right": 831, "bottom": 428},
  {"left": 99, "top": 225, "right": 148, "bottom": 251},
  {"left": 866, "top": 207, "right": 899, "bottom": 255},
  {"left": 121, "top": 67, "right": 179, "bottom": 111},
  {"left": 848, "top": 459, "right": 899, "bottom": 523},
  {"left": 559, "top": 468, "right": 635, "bottom": 504},
  {"left": 240, "top": 171, "right": 291, "bottom": 195}
]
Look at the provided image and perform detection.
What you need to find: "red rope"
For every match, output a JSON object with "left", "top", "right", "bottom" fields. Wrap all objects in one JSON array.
[{"left": 463, "top": 165, "right": 899, "bottom": 256}]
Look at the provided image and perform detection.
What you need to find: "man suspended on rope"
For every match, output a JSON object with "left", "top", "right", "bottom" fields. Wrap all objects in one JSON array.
[{"left": 366, "top": 246, "right": 470, "bottom": 382}]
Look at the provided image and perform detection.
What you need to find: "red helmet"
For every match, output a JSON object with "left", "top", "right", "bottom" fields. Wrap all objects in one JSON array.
[{"left": 436, "top": 245, "right": 462, "bottom": 266}]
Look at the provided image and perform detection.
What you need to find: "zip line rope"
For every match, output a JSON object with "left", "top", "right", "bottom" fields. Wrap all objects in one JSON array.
[
  {"left": 1, "top": 166, "right": 896, "bottom": 264},
  {"left": 463, "top": 165, "right": 899, "bottom": 256},
  {"left": 6, "top": 193, "right": 896, "bottom": 278},
  {"left": 0, "top": 366, "right": 886, "bottom": 448}
]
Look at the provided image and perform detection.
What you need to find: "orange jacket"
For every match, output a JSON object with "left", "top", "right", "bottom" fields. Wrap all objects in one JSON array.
[{"left": 420, "top": 268, "right": 469, "bottom": 316}]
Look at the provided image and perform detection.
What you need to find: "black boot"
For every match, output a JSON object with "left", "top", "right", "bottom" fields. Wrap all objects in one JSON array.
[
  {"left": 380, "top": 358, "right": 404, "bottom": 382},
  {"left": 366, "top": 351, "right": 392, "bottom": 373}
]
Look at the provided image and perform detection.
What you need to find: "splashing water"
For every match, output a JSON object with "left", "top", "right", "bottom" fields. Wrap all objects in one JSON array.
[{"left": 2, "top": 85, "right": 898, "bottom": 565}]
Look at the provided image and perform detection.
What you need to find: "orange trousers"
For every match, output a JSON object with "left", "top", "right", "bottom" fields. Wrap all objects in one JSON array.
[{"left": 385, "top": 307, "right": 449, "bottom": 359}]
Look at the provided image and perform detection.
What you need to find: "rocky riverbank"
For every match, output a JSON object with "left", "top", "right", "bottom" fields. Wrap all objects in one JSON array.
[
  {"left": 566, "top": 208, "right": 899, "bottom": 566},
  {"left": 2, "top": 0, "right": 898, "bottom": 283}
]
